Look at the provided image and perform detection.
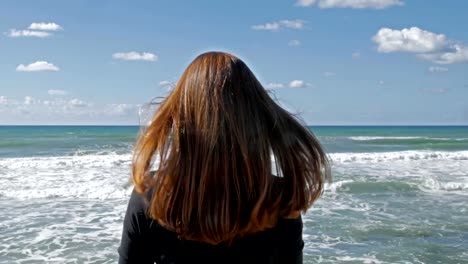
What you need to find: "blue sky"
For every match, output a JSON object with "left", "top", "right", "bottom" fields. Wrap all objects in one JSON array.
[{"left": 0, "top": 0, "right": 467, "bottom": 125}]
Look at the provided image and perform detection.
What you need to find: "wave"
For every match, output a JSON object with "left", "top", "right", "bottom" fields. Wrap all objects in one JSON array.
[
  {"left": 0, "top": 153, "right": 133, "bottom": 170},
  {"left": 0, "top": 185, "right": 133, "bottom": 200},
  {"left": 0, "top": 154, "right": 133, "bottom": 200},
  {"left": 325, "top": 180, "right": 354, "bottom": 192},
  {"left": 421, "top": 178, "right": 468, "bottom": 192},
  {"left": 1, "top": 150, "right": 466, "bottom": 169},
  {"left": 71, "top": 148, "right": 132, "bottom": 156},
  {"left": 348, "top": 136, "right": 468, "bottom": 145},
  {"left": 330, "top": 150, "right": 468, "bottom": 163},
  {"left": 0, "top": 151, "right": 466, "bottom": 199},
  {"left": 325, "top": 179, "right": 468, "bottom": 195},
  {"left": 349, "top": 136, "right": 422, "bottom": 141},
  {"left": 325, "top": 180, "right": 419, "bottom": 193}
]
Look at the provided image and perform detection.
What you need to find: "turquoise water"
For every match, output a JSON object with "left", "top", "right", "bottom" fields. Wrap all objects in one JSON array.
[
  {"left": 314, "top": 126, "right": 468, "bottom": 152},
  {"left": 0, "top": 126, "right": 467, "bottom": 263},
  {"left": 0, "top": 126, "right": 137, "bottom": 157}
]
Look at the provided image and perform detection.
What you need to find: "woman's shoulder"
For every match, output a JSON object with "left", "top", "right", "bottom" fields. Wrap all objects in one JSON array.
[
  {"left": 128, "top": 171, "right": 158, "bottom": 212},
  {"left": 126, "top": 187, "right": 152, "bottom": 218}
]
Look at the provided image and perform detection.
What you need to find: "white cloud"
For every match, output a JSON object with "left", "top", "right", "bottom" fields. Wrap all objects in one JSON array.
[
  {"left": 418, "top": 44, "right": 468, "bottom": 64},
  {"left": 296, "top": 0, "right": 404, "bottom": 9},
  {"left": 252, "top": 22, "right": 280, "bottom": 31},
  {"left": 0, "top": 96, "right": 9, "bottom": 105},
  {"left": 16, "top": 61, "right": 59, "bottom": 72},
  {"left": 265, "top": 82, "right": 285, "bottom": 89},
  {"left": 0, "top": 95, "right": 141, "bottom": 124},
  {"left": 289, "top": 80, "right": 306, "bottom": 88},
  {"left": 428, "top": 66, "right": 448, "bottom": 73},
  {"left": 28, "top": 22, "right": 63, "bottom": 31},
  {"left": 251, "top": 20, "right": 305, "bottom": 31},
  {"left": 280, "top": 20, "right": 305, "bottom": 29},
  {"left": 68, "top": 98, "right": 87, "bottom": 107},
  {"left": 43, "top": 98, "right": 67, "bottom": 107},
  {"left": 379, "top": 80, "right": 384, "bottom": 85},
  {"left": 41, "top": 98, "right": 90, "bottom": 109},
  {"left": 288, "top": 40, "right": 301, "bottom": 46},
  {"left": 112, "top": 51, "right": 157, "bottom": 61},
  {"left": 6, "top": 29, "right": 51, "bottom": 38},
  {"left": 23, "top": 96, "right": 36, "bottom": 105},
  {"left": 323, "top": 71, "right": 336, "bottom": 77},
  {"left": 265, "top": 81, "right": 313, "bottom": 89},
  {"left": 48, "top": 89, "right": 67, "bottom": 96},
  {"left": 373, "top": 27, "right": 468, "bottom": 64},
  {"left": 158, "top": 80, "right": 172, "bottom": 86},
  {"left": 352, "top": 52, "right": 361, "bottom": 59},
  {"left": 5, "top": 22, "right": 62, "bottom": 38},
  {"left": 373, "top": 27, "right": 447, "bottom": 53},
  {"left": 108, "top": 103, "right": 136, "bottom": 115}
]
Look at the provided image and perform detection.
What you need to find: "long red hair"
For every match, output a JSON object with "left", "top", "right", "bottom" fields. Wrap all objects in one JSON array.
[{"left": 132, "top": 51, "right": 330, "bottom": 245}]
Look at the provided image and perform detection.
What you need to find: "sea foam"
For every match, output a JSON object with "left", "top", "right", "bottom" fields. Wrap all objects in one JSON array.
[
  {"left": 1, "top": 150, "right": 467, "bottom": 199},
  {"left": 330, "top": 150, "right": 468, "bottom": 163}
]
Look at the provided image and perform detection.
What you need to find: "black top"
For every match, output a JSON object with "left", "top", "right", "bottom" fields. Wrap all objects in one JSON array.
[{"left": 118, "top": 189, "right": 304, "bottom": 264}]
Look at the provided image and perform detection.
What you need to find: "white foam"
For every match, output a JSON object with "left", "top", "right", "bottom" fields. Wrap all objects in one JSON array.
[
  {"left": 0, "top": 154, "right": 133, "bottom": 200},
  {"left": 325, "top": 180, "right": 353, "bottom": 192},
  {"left": 330, "top": 150, "right": 468, "bottom": 163},
  {"left": 0, "top": 153, "right": 132, "bottom": 170},
  {"left": 0, "top": 198, "right": 126, "bottom": 264},
  {"left": 336, "top": 255, "right": 385, "bottom": 264},
  {"left": 1, "top": 150, "right": 467, "bottom": 199},
  {"left": 421, "top": 178, "right": 468, "bottom": 192},
  {"left": 0, "top": 149, "right": 466, "bottom": 263}
]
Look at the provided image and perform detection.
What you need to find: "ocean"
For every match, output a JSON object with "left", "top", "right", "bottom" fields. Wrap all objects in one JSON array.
[{"left": 0, "top": 126, "right": 467, "bottom": 263}]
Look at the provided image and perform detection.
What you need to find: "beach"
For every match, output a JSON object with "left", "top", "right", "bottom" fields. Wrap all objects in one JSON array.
[{"left": 0, "top": 126, "right": 467, "bottom": 263}]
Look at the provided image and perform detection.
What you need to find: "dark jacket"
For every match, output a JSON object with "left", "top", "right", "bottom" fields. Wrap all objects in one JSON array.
[{"left": 118, "top": 188, "right": 304, "bottom": 264}]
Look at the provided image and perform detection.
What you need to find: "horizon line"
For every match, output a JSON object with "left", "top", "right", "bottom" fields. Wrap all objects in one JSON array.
[{"left": 1, "top": 124, "right": 468, "bottom": 127}]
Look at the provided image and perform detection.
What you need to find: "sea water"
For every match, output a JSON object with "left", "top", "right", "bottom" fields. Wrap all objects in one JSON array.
[{"left": 0, "top": 126, "right": 467, "bottom": 263}]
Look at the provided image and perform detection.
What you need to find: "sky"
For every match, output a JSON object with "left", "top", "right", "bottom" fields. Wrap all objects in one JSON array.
[{"left": 0, "top": 0, "right": 467, "bottom": 125}]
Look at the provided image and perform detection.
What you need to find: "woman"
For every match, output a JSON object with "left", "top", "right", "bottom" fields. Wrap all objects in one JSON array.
[{"left": 119, "top": 51, "right": 330, "bottom": 264}]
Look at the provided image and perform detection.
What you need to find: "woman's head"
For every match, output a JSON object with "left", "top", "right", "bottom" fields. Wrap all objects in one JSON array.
[{"left": 132, "top": 51, "right": 330, "bottom": 244}]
